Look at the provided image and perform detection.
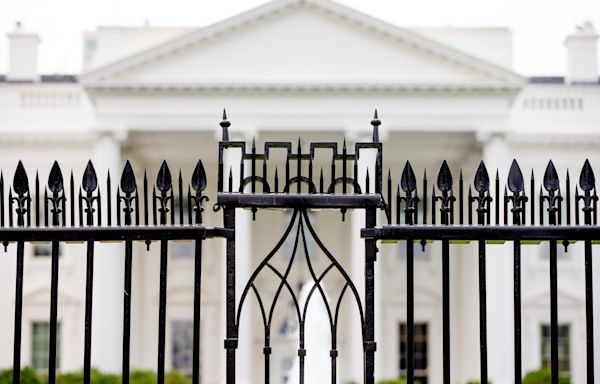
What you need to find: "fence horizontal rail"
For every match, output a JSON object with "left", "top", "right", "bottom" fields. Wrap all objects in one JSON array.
[
  {"left": 0, "top": 225, "right": 230, "bottom": 242},
  {"left": 217, "top": 192, "right": 384, "bottom": 208},
  {"left": 363, "top": 225, "right": 600, "bottom": 241}
]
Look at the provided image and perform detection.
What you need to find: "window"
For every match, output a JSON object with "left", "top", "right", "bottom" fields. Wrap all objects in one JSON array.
[
  {"left": 399, "top": 323, "right": 428, "bottom": 384},
  {"left": 31, "top": 321, "right": 60, "bottom": 370},
  {"left": 171, "top": 320, "right": 195, "bottom": 378},
  {"left": 33, "top": 243, "right": 62, "bottom": 258},
  {"left": 541, "top": 324, "right": 570, "bottom": 378}
]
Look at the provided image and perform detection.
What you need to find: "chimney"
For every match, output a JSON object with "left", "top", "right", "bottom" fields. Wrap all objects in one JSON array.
[
  {"left": 565, "top": 21, "right": 598, "bottom": 84},
  {"left": 7, "top": 22, "right": 40, "bottom": 82}
]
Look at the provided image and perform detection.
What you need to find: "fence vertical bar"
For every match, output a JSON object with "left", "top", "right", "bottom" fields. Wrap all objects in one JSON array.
[
  {"left": 82, "top": 160, "right": 97, "bottom": 384},
  {"left": 514, "top": 238, "right": 522, "bottom": 384},
  {"left": 83, "top": 239, "right": 95, "bottom": 384},
  {"left": 442, "top": 239, "right": 450, "bottom": 384},
  {"left": 47, "top": 161, "right": 63, "bottom": 384},
  {"left": 225, "top": 206, "right": 236, "bottom": 384},
  {"left": 193, "top": 236, "right": 203, "bottom": 384},
  {"left": 474, "top": 161, "right": 490, "bottom": 384},
  {"left": 436, "top": 160, "right": 453, "bottom": 384},
  {"left": 364, "top": 207, "right": 377, "bottom": 384},
  {"left": 122, "top": 239, "right": 133, "bottom": 384},
  {"left": 406, "top": 239, "right": 414, "bottom": 384},
  {"left": 156, "top": 160, "right": 172, "bottom": 384},
  {"left": 157, "top": 238, "right": 168, "bottom": 384},
  {"left": 508, "top": 159, "right": 525, "bottom": 384},
  {"left": 12, "top": 161, "right": 29, "bottom": 384},
  {"left": 13, "top": 240, "right": 24, "bottom": 383},
  {"left": 579, "top": 159, "right": 595, "bottom": 384},
  {"left": 543, "top": 160, "right": 560, "bottom": 384},
  {"left": 478, "top": 237, "right": 488, "bottom": 384},
  {"left": 400, "top": 161, "right": 417, "bottom": 384},
  {"left": 584, "top": 238, "right": 593, "bottom": 384},
  {"left": 549, "top": 239, "right": 558, "bottom": 384},
  {"left": 191, "top": 159, "right": 207, "bottom": 384},
  {"left": 49, "top": 239, "right": 60, "bottom": 384}
]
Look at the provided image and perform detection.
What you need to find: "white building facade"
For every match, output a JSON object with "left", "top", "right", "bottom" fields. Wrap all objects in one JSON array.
[{"left": 0, "top": 0, "right": 599, "bottom": 383}]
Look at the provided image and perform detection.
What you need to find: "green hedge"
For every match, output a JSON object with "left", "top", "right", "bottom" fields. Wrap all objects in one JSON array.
[
  {"left": 523, "top": 369, "right": 570, "bottom": 384},
  {"left": 0, "top": 367, "right": 43, "bottom": 384},
  {"left": 378, "top": 380, "right": 408, "bottom": 384},
  {"left": 378, "top": 379, "right": 423, "bottom": 384},
  {"left": 0, "top": 368, "right": 190, "bottom": 384}
]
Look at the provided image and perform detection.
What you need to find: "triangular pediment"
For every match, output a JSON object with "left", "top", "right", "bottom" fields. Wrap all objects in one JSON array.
[{"left": 82, "top": 0, "right": 523, "bottom": 90}]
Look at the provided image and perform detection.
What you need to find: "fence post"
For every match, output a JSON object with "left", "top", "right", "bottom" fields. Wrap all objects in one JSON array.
[
  {"left": 364, "top": 207, "right": 377, "bottom": 384},
  {"left": 224, "top": 205, "right": 237, "bottom": 384}
]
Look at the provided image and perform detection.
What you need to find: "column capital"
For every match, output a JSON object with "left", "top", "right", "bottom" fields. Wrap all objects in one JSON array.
[
  {"left": 476, "top": 130, "right": 508, "bottom": 145},
  {"left": 90, "top": 126, "right": 128, "bottom": 143}
]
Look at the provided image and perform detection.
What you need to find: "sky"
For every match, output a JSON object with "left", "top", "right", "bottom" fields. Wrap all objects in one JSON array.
[{"left": 0, "top": 0, "right": 599, "bottom": 76}]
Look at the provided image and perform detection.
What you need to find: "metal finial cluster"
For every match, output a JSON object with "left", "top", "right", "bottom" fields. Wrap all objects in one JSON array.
[
  {"left": 385, "top": 159, "right": 598, "bottom": 227},
  {"left": 1, "top": 159, "right": 209, "bottom": 241},
  {"left": 218, "top": 113, "right": 383, "bottom": 200}
]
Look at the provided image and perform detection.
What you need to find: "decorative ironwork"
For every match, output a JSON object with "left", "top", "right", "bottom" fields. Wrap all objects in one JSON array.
[
  {"left": 217, "top": 111, "right": 383, "bottom": 384},
  {"left": 367, "top": 156, "right": 600, "bottom": 384},
  {"left": 0, "top": 155, "right": 216, "bottom": 384},
  {"left": 0, "top": 110, "right": 599, "bottom": 384}
]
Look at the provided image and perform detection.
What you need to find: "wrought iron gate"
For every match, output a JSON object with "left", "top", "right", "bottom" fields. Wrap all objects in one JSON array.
[
  {"left": 216, "top": 111, "right": 383, "bottom": 384},
  {"left": 2, "top": 110, "right": 598, "bottom": 384}
]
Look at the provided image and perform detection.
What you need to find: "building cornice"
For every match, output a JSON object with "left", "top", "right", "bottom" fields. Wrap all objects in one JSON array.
[{"left": 83, "top": 82, "right": 522, "bottom": 95}]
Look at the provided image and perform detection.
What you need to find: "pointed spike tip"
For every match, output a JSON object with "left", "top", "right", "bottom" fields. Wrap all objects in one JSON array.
[
  {"left": 543, "top": 160, "right": 560, "bottom": 192},
  {"left": 13, "top": 160, "right": 29, "bottom": 195},
  {"left": 82, "top": 160, "right": 98, "bottom": 193},
  {"left": 156, "top": 160, "right": 172, "bottom": 192},
  {"left": 508, "top": 159, "right": 524, "bottom": 193},
  {"left": 48, "top": 161, "right": 64, "bottom": 194},
  {"left": 436, "top": 160, "right": 453, "bottom": 192},
  {"left": 191, "top": 159, "right": 207, "bottom": 192},
  {"left": 371, "top": 109, "right": 381, "bottom": 127},
  {"left": 400, "top": 161, "right": 417, "bottom": 193},
  {"left": 473, "top": 161, "right": 490, "bottom": 193},
  {"left": 579, "top": 159, "right": 595, "bottom": 192},
  {"left": 120, "top": 160, "right": 136, "bottom": 194}
]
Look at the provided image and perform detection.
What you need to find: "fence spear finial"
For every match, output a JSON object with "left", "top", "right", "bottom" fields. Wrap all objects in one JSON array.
[
  {"left": 371, "top": 109, "right": 380, "bottom": 143},
  {"left": 220, "top": 109, "right": 230, "bottom": 141}
]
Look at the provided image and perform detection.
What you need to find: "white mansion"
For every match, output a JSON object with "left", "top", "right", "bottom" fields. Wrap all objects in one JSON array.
[{"left": 0, "top": 0, "right": 599, "bottom": 383}]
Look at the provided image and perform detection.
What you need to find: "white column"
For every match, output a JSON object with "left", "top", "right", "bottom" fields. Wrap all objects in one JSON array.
[
  {"left": 91, "top": 130, "right": 125, "bottom": 373},
  {"left": 235, "top": 209, "right": 253, "bottom": 384},
  {"left": 480, "top": 132, "right": 513, "bottom": 384},
  {"left": 349, "top": 208, "right": 366, "bottom": 383}
]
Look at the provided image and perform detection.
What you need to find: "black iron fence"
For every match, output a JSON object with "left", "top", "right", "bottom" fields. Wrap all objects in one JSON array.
[
  {"left": 4, "top": 157, "right": 228, "bottom": 384},
  {"left": 364, "top": 155, "right": 598, "bottom": 384},
  {"left": 1, "top": 110, "right": 598, "bottom": 384}
]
